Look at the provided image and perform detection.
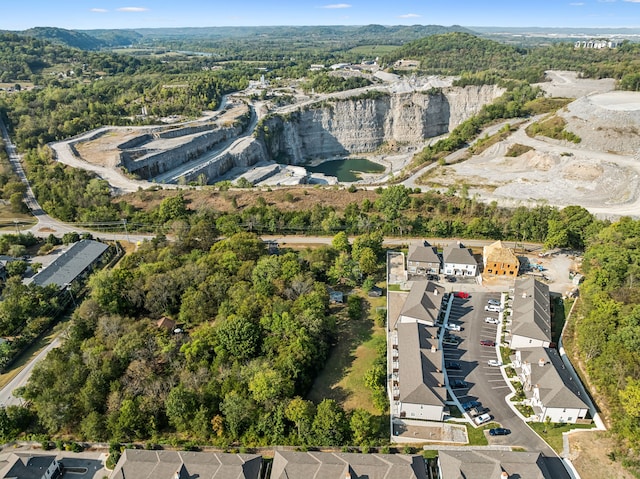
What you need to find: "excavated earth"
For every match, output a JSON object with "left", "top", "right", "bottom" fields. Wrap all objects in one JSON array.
[{"left": 424, "top": 72, "right": 640, "bottom": 218}]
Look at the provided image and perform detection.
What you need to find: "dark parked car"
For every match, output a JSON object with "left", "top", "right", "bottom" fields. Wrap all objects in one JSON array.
[
  {"left": 450, "top": 379, "right": 468, "bottom": 389},
  {"left": 461, "top": 400, "right": 481, "bottom": 411},
  {"left": 368, "top": 286, "right": 383, "bottom": 297},
  {"left": 445, "top": 361, "right": 461, "bottom": 370},
  {"left": 445, "top": 275, "right": 457, "bottom": 282},
  {"left": 480, "top": 339, "right": 496, "bottom": 347},
  {"left": 489, "top": 428, "right": 511, "bottom": 436}
]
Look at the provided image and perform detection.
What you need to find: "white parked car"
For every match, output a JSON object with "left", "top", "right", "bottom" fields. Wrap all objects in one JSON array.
[
  {"left": 485, "top": 305, "right": 501, "bottom": 313},
  {"left": 488, "top": 359, "right": 502, "bottom": 367},
  {"left": 445, "top": 323, "right": 461, "bottom": 331},
  {"left": 474, "top": 413, "right": 492, "bottom": 425},
  {"left": 487, "top": 298, "right": 501, "bottom": 306},
  {"left": 484, "top": 317, "right": 500, "bottom": 324}
]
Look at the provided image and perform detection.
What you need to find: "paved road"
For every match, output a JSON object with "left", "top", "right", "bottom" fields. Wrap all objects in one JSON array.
[
  {"left": 402, "top": 120, "right": 515, "bottom": 190},
  {"left": 0, "top": 336, "right": 62, "bottom": 407}
]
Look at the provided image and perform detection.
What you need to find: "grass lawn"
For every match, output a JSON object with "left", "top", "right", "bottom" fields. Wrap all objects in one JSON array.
[
  {"left": 0, "top": 326, "right": 63, "bottom": 389},
  {"left": 528, "top": 422, "right": 595, "bottom": 454},
  {"left": 307, "top": 292, "right": 386, "bottom": 414},
  {"left": 465, "top": 422, "right": 501, "bottom": 446}
]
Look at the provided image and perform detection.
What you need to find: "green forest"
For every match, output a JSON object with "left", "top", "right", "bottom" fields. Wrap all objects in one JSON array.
[
  {"left": 6, "top": 232, "right": 388, "bottom": 448},
  {"left": 567, "top": 219, "right": 640, "bottom": 474}
]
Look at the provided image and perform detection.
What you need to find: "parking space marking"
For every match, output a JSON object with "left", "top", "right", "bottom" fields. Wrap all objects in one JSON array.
[{"left": 491, "top": 385, "right": 511, "bottom": 389}]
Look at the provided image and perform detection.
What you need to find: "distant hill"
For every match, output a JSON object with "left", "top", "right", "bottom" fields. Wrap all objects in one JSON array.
[
  {"left": 21, "top": 27, "right": 105, "bottom": 50},
  {"left": 79, "top": 29, "right": 143, "bottom": 48},
  {"left": 382, "top": 32, "right": 525, "bottom": 74},
  {"left": 131, "top": 24, "right": 473, "bottom": 43},
  {"left": 17, "top": 27, "right": 141, "bottom": 50}
]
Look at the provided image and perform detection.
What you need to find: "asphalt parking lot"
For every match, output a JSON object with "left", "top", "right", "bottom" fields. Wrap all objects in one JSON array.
[{"left": 440, "top": 290, "right": 571, "bottom": 477}]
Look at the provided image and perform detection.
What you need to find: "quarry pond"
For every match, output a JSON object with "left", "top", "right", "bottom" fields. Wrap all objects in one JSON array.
[{"left": 307, "top": 158, "right": 385, "bottom": 182}]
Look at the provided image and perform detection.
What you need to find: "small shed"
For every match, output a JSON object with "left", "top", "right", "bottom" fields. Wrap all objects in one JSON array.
[
  {"left": 157, "top": 316, "right": 177, "bottom": 332},
  {"left": 329, "top": 291, "right": 344, "bottom": 304}
]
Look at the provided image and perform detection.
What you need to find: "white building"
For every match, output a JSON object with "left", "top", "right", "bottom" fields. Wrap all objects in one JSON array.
[
  {"left": 395, "top": 321, "right": 446, "bottom": 421},
  {"left": 515, "top": 348, "right": 589, "bottom": 424},
  {"left": 442, "top": 242, "right": 477, "bottom": 277}
]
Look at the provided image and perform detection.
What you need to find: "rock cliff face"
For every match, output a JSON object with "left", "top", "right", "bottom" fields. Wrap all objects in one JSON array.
[
  {"left": 259, "top": 85, "right": 503, "bottom": 164},
  {"left": 180, "top": 137, "right": 267, "bottom": 184},
  {"left": 119, "top": 123, "right": 245, "bottom": 179}
]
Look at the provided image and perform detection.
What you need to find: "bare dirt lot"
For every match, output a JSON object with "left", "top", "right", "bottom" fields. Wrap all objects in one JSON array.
[{"left": 568, "top": 431, "right": 637, "bottom": 479}]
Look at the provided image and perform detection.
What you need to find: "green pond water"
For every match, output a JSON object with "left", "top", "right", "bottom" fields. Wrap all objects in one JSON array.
[{"left": 307, "top": 158, "right": 385, "bottom": 182}]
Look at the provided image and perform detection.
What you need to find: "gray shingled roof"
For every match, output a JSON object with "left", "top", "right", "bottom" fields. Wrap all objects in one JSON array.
[
  {"left": 397, "top": 321, "right": 446, "bottom": 406},
  {"left": 28, "top": 239, "right": 109, "bottom": 289},
  {"left": 519, "top": 348, "right": 589, "bottom": 410},
  {"left": 443, "top": 242, "right": 476, "bottom": 266},
  {"left": 399, "top": 280, "right": 444, "bottom": 325},
  {"left": 270, "top": 451, "right": 428, "bottom": 479},
  {"left": 0, "top": 453, "right": 59, "bottom": 479},
  {"left": 511, "top": 277, "right": 552, "bottom": 343},
  {"left": 438, "top": 450, "right": 553, "bottom": 479},
  {"left": 110, "top": 450, "right": 262, "bottom": 479},
  {"left": 408, "top": 243, "right": 441, "bottom": 264}
]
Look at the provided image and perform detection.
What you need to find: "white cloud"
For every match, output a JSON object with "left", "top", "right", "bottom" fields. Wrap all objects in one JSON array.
[
  {"left": 321, "top": 3, "right": 352, "bottom": 9},
  {"left": 117, "top": 7, "right": 149, "bottom": 12},
  {"left": 570, "top": 2, "right": 585, "bottom": 5},
  {"left": 398, "top": 13, "right": 421, "bottom": 18},
  {"left": 623, "top": 0, "right": 640, "bottom": 2},
  {"left": 90, "top": 8, "right": 108, "bottom": 13}
]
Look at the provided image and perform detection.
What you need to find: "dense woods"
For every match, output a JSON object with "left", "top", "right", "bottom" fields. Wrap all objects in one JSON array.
[
  {"left": 14, "top": 232, "right": 387, "bottom": 447},
  {"left": 568, "top": 218, "right": 640, "bottom": 474}
]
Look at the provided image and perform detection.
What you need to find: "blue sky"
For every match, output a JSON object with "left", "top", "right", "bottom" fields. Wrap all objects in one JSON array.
[{"left": 1, "top": 0, "right": 639, "bottom": 30}]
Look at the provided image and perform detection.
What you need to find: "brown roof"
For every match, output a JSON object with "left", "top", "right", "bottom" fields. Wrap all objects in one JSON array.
[
  {"left": 157, "top": 317, "right": 177, "bottom": 331},
  {"left": 271, "top": 451, "right": 428, "bottom": 479},
  {"left": 110, "top": 450, "right": 262, "bottom": 479}
]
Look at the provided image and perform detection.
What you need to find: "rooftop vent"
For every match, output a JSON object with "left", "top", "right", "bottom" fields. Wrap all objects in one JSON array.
[
  {"left": 538, "top": 358, "right": 546, "bottom": 367},
  {"left": 431, "top": 345, "right": 437, "bottom": 353}
]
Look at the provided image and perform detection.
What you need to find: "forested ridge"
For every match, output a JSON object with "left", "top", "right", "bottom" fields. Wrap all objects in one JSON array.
[
  {"left": 382, "top": 32, "right": 640, "bottom": 89},
  {"left": 567, "top": 218, "right": 640, "bottom": 474}
]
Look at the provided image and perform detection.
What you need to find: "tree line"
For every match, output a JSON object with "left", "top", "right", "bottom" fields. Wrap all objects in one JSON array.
[{"left": 568, "top": 217, "right": 640, "bottom": 475}]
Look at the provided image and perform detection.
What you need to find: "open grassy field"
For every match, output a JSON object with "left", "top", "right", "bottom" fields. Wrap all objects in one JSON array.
[
  {"left": 528, "top": 422, "right": 595, "bottom": 454},
  {"left": 307, "top": 290, "right": 386, "bottom": 414},
  {"left": 348, "top": 45, "right": 400, "bottom": 56}
]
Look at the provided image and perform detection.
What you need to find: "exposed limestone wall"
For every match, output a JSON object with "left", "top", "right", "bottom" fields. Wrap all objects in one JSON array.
[
  {"left": 119, "top": 124, "right": 244, "bottom": 179},
  {"left": 259, "top": 85, "right": 503, "bottom": 164},
  {"left": 180, "top": 137, "right": 268, "bottom": 184}
]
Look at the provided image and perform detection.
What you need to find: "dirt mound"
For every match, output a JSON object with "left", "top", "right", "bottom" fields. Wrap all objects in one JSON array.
[{"left": 559, "top": 92, "right": 640, "bottom": 155}]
